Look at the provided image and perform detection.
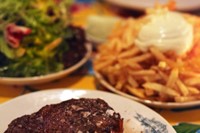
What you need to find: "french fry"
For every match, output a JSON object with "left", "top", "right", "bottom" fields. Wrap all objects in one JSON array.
[
  {"left": 176, "top": 79, "right": 189, "bottom": 96},
  {"left": 152, "top": 66, "right": 168, "bottom": 82},
  {"left": 119, "top": 59, "right": 142, "bottom": 70},
  {"left": 109, "top": 22, "right": 124, "bottom": 39},
  {"left": 115, "top": 82, "right": 123, "bottom": 90},
  {"left": 175, "top": 95, "right": 200, "bottom": 102},
  {"left": 127, "top": 76, "right": 139, "bottom": 88},
  {"left": 149, "top": 46, "right": 175, "bottom": 67},
  {"left": 188, "top": 87, "right": 200, "bottom": 94},
  {"left": 166, "top": 68, "right": 179, "bottom": 88},
  {"left": 94, "top": 60, "right": 115, "bottom": 71},
  {"left": 142, "top": 75, "right": 161, "bottom": 82},
  {"left": 121, "top": 29, "right": 135, "bottom": 48},
  {"left": 126, "top": 85, "right": 146, "bottom": 98},
  {"left": 109, "top": 38, "right": 122, "bottom": 52},
  {"left": 96, "top": 55, "right": 115, "bottom": 62},
  {"left": 107, "top": 74, "right": 116, "bottom": 86},
  {"left": 128, "top": 53, "right": 152, "bottom": 63},
  {"left": 175, "top": 58, "right": 184, "bottom": 69},
  {"left": 126, "top": 62, "right": 142, "bottom": 70},
  {"left": 106, "top": 65, "right": 120, "bottom": 73},
  {"left": 158, "top": 61, "right": 168, "bottom": 69},
  {"left": 158, "top": 93, "right": 172, "bottom": 102},
  {"left": 180, "top": 71, "right": 200, "bottom": 78},
  {"left": 184, "top": 77, "right": 200, "bottom": 86},
  {"left": 115, "top": 77, "right": 126, "bottom": 90},
  {"left": 145, "top": 89, "right": 156, "bottom": 96},
  {"left": 129, "top": 70, "right": 156, "bottom": 76},
  {"left": 143, "top": 82, "right": 180, "bottom": 97},
  {"left": 118, "top": 46, "right": 140, "bottom": 58}
]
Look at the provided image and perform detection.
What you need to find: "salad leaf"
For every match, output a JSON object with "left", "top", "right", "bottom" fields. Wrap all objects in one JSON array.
[
  {"left": 173, "top": 123, "right": 200, "bottom": 133},
  {"left": 0, "top": 0, "right": 87, "bottom": 77},
  {"left": 0, "top": 35, "right": 14, "bottom": 59}
]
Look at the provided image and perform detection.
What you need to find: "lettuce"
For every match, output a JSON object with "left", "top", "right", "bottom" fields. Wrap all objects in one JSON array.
[
  {"left": 0, "top": 36, "right": 14, "bottom": 59},
  {"left": 0, "top": 0, "right": 77, "bottom": 77}
]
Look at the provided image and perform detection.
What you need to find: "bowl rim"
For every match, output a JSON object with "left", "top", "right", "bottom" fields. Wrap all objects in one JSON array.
[{"left": 0, "top": 43, "right": 92, "bottom": 85}]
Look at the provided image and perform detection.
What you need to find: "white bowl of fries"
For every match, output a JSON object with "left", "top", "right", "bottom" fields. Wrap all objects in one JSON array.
[
  {"left": 95, "top": 71, "right": 200, "bottom": 109},
  {"left": 93, "top": 6, "right": 200, "bottom": 109}
]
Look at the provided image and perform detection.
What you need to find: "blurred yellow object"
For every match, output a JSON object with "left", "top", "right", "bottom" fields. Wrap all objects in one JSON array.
[
  {"left": 44, "top": 38, "right": 62, "bottom": 51},
  {"left": 86, "top": 15, "right": 120, "bottom": 43},
  {"left": 0, "top": 75, "right": 96, "bottom": 103},
  {"left": 0, "top": 97, "right": 11, "bottom": 104},
  {"left": 72, "top": 2, "right": 115, "bottom": 27},
  {"left": 15, "top": 47, "right": 26, "bottom": 57}
]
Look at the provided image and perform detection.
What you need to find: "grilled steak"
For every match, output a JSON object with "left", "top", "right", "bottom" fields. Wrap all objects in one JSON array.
[{"left": 5, "top": 98, "right": 123, "bottom": 133}]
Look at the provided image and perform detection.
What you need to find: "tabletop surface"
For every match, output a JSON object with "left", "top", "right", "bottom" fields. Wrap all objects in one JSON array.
[{"left": 0, "top": 0, "right": 200, "bottom": 132}]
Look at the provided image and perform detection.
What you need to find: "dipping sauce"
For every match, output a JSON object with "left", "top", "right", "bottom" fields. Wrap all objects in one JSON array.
[{"left": 135, "top": 8, "right": 193, "bottom": 55}]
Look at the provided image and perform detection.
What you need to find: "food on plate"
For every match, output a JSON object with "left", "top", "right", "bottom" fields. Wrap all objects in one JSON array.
[
  {"left": 94, "top": 4, "right": 200, "bottom": 102},
  {"left": 0, "top": 0, "right": 87, "bottom": 77},
  {"left": 5, "top": 98, "right": 123, "bottom": 133},
  {"left": 86, "top": 15, "right": 120, "bottom": 43}
]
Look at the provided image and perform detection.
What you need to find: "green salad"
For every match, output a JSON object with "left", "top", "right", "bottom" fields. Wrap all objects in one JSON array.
[{"left": 0, "top": 0, "right": 87, "bottom": 77}]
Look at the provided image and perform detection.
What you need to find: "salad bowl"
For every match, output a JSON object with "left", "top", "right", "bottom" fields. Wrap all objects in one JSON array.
[
  {"left": 0, "top": 0, "right": 93, "bottom": 85},
  {"left": 0, "top": 43, "right": 92, "bottom": 85}
]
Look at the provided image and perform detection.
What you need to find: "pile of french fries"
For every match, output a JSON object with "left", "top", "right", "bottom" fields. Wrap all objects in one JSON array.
[{"left": 94, "top": 17, "right": 200, "bottom": 103}]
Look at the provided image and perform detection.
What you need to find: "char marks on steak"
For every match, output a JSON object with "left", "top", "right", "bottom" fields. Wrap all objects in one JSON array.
[{"left": 5, "top": 98, "right": 123, "bottom": 133}]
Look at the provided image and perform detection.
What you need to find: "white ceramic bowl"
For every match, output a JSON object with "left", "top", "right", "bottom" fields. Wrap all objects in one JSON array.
[
  {"left": 95, "top": 71, "right": 200, "bottom": 109},
  {"left": 0, "top": 43, "right": 92, "bottom": 85},
  {"left": 105, "top": 0, "right": 200, "bottom": 11}
]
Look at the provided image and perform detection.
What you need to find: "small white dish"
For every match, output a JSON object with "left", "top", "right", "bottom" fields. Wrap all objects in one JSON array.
[
  {"left": 0, "top": 43, "right": 92, "bottom": 85},
  {"left": 95, "top": 71, "right": 200, "bottom": 109},
  {"left": 0, "top": 89, "right": 176, "bottom": 133},
  {"left": 105, "top": 0, "right": 200, "bottom": 11}
]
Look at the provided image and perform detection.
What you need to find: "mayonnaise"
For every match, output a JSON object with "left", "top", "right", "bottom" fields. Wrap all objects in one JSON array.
[{"left": 135, "top": 9, "right": 193, "bottom": 55}]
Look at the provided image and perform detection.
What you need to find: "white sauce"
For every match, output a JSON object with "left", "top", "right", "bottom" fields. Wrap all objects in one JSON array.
[{"left": 135, "top": 9, "right": 193, "bottom": 55}]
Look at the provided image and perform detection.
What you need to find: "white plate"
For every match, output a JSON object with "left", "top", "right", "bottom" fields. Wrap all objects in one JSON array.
[
  {"left": 0, "top": 43, "right": 92, "bottom": 85},
  {"left": 95, "top": 71, "right": 200, "bottom": 109},
  {"left": 0, "top": 89, "right": 175, "bottom": 133},
  {"left": 105, "top": 0, "right": 200, "bottom": 11}
]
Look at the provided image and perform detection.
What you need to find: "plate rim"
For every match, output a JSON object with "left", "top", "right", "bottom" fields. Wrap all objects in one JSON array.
[
  {"left": 0, "top": 88, "right": 176, "bottom": 133},
  {"left": 105, "top": 0, "right": 200, "bottom": 11},
  {"left": 0, "top": 43, "right": 92, "bottom": 85},
  {"left": 94, "top": 71, "right": 200, "bottom": 109}
]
